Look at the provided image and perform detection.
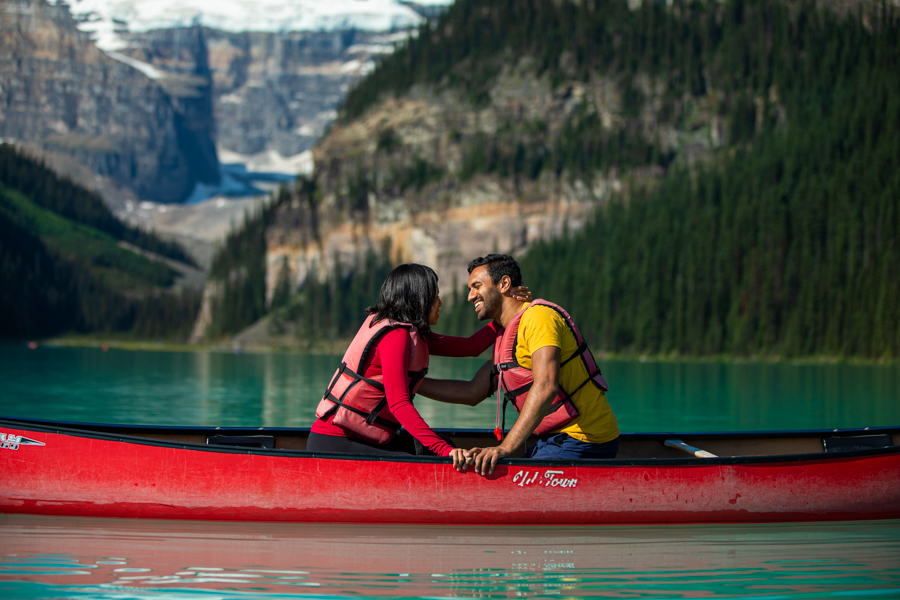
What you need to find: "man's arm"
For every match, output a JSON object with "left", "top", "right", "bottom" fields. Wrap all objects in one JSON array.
[
  {"left": 416, "top": 359, "right": 495, "bottom": 406},
  {"left": 470, "top": 345, "right": 560, "bottom": 475}
]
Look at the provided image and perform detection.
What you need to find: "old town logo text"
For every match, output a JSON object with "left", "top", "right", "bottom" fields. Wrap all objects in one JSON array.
[
  {"left": 0, "top": 432, "right": 45, "bottom": 451},
  {"left": 512, "top": 469, "right": 578, "bottom": 488}
]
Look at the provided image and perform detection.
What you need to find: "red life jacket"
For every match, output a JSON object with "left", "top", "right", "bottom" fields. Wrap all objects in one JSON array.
[
  {"left": 492, "top": 299, "right": 608, "bottom": 441},
  {"left": 315, "top": 314, "right": 430, "bottom": 445}
]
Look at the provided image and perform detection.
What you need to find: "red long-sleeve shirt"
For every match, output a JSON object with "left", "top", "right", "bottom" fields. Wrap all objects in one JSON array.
[{"left": 312, "top": 322, "right": 499, "bottom": 456}]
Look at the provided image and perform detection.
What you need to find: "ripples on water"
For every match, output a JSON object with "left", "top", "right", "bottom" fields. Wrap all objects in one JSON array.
[{"left": 1, "top": 516, "right": 898, "bottom": 599}]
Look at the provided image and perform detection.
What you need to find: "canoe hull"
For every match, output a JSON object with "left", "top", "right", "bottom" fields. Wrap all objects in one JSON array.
[{"left": 2, "top": 424, "right": 899, "bottom": 524}]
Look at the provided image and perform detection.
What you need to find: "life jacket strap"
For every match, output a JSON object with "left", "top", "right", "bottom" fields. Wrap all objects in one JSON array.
[
  {"left": 561, "top": 341, "right": 588, "bottom": 367},
  {"left": 495, "top": 387, "right": 570, "bottom": 442},
  {"left": 566, "top": 375, "right": 593, "bottom": 398},
  {"left": 407, "top": 367, "right": 429, "bottom": 394},
  {"left": 499, "top": 347, "right": 602, "bottom": 402},
  {"left": 365, "top": 397, "right": 388, "bottom": 425},
  {"left": 546, "top": 397, "right": 569, "bottom": 414},
  {"left": 340, "top": 363, "right": 386, "bottom": 393},
  {"left": 504, "top": 382, "right": 532, "bottom": 399},
  {"left": 494, "top": 370, "right": 506, "bottom": 441},
  {"left": 317, "top": 365, "right": 347, "bottom": 420},
  {"left": 322, "top": 361, "right": 387, "bottom": 395},
  {"left": 493, "top": 361, "right": 517, "bottom": 373},
  {"left": 319, "top": 362, "right": 393, "bottom": 427},
  {"left": 499, "top": 393, "right": 510, "bottom": 440},
  {"left": 325, "top": 391, "right": 402, "bottom": 434}
]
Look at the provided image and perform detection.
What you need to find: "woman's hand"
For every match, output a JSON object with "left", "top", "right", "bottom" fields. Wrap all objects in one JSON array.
[
  {"left": 511, "top": 285, "right": 533, "bottom": 302},
  {"left": 450, "top": 448, "right": 473, "bottom": 472}
]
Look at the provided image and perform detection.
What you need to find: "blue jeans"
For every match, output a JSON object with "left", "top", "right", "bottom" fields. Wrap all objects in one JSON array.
[{"left": 525, "top": 433, "right": 619, "bottom": 460}]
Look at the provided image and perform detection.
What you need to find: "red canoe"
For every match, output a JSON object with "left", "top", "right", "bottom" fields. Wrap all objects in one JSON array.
[{"left": 1, "top": 416, "right": 898, "bottom": 525}]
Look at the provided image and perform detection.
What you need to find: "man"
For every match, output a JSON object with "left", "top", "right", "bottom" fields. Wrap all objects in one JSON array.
[{"left": 418, "top": 254, "right": 619, "bottom": 475}]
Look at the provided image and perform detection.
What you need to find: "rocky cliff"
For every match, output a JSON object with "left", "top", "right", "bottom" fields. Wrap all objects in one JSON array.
[
  {"left": 263, "top": 82, "right": 626, "bottom": 308},
  {"left": 116, "top": 27, "right": 414, "bottom": 159},
  {"left": 0, "top": 0, "right": 218, "bottom": 202}
]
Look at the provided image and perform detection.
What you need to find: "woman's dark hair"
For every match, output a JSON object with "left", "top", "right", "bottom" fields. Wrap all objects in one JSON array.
[{"left": 367, "top": 263, "right": 439, "bottom": 336}]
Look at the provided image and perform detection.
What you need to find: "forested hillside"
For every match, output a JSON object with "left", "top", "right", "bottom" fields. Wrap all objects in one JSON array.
[
  {"left": 0, "top": 145, "right": 200, "bottom": 340},
  {"left": 200, "top": 188, "right": 288, "bottom": 339},
  {"left": 200, "top": 181, "right": 397, "bottom": 342},
  {"left": 207, "top": 0, "right": 899, "bottom": 359},
  {"left": 435, "top": 0, "right": 900, "bottom": 359},
  {"left": 518, "top": 130, "right": 899, "bottom": 358},
  {"left": 0, "top": 146, "right": 197, "bottom": 265}
]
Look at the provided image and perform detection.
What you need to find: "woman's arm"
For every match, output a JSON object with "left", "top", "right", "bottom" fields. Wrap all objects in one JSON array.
[
  {"left": 379, "top": 329, "right": 454, "bottom": 457},
  {"left": 427, "top": 322, "right": 499, "bottom": 357}
]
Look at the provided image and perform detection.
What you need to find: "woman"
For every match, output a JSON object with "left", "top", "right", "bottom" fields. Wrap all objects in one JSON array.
[{"left": 309, "top": 263, "right": 529, "bottom": 467}]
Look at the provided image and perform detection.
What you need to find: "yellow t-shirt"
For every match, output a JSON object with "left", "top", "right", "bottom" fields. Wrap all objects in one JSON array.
[{"left": 514, "top": 304, "right": 619, "bottom": 444}]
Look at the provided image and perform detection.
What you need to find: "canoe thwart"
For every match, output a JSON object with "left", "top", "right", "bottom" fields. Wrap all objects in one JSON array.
[
  {"left": 207, "top": 435, "right": 275, "bottom": 449},
  {"left": 664, "top": 439, "right": 718, "bottom": 458},
  {"left": 823, "top": 434, "right": 893, "bottom": 453}
]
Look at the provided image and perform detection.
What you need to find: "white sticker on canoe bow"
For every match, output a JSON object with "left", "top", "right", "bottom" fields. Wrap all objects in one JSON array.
[
  {"left": 512, "top": 469, "right": 578, "bottom": 488},
  {"left": 0, "top": 432, "right": 45, "bottom": 451}
]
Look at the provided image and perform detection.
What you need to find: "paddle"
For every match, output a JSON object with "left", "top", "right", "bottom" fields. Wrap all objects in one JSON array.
[{"left": 664, "top": 439, "right": 718, "bottom": 458}]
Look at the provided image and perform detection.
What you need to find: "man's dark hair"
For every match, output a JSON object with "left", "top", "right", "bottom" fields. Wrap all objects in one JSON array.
[
  {"left": 367, "top": 263, "right": 439, "bottom": 337},
  {"left": 467, "top": 253, "right": 522, "bottom": 288}
]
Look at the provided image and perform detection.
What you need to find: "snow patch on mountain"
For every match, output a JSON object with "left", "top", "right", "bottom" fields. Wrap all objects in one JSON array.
[
  {"left": 104, "top": 51, "right": 163, "bottom": 78},
  {"left": 218, "top": 148, "right": 314, "bottom": 177},
  {"left": 61, "top": 0, "right": 451, "bottom": 51}
]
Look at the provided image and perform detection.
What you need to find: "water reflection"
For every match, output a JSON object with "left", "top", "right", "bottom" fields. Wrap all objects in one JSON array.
[{"left": 1, "top": 516, "right": 898, "bottom": 599}]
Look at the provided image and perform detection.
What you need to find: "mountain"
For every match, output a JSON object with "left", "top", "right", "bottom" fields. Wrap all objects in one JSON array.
[
  {"left": 0, "top": 0, "right": 219, "bottom": 203},
  {"left": 194, "top": 0, "right": 900, "bottom": 360},
  {"left": 66, "top": 0, "right": 451, "bottom": 167},
  {"left": 1, "top": 0, "right": 451, "bottom": 208},
  {"left": 1, "top": 0, "right": 460, "bottom": 291}
]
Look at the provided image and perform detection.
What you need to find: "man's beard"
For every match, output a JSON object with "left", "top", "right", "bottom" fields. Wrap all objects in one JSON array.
[{"left": 476, "top": 287, "right": 502, "bottom": 321}]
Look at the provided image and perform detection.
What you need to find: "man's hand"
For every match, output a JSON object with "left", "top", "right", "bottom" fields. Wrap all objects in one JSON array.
[
  {"left": 449, "top": 448, "right": 474, "bottom": 472},
  {"left": 469, "top": 445, "right": 513, "bottom": 475}
]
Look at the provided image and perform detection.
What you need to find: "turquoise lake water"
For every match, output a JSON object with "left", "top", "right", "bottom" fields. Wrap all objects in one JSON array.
[
  {"left": 1, "top": 343, "right": 899, "bottom": 599},
  {"left": 0, "top": 344, "right": 898, "bottom": 431}
]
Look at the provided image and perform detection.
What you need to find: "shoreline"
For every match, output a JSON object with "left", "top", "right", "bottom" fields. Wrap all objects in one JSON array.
[
  {"left": 38, "top": 336, "right": 350, "bottom": 356},
  {"left": 10, "top": 336, "right": 898, "bottom": 366}
]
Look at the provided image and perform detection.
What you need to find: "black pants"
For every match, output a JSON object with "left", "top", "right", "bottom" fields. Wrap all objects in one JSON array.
[{"left": 307, "top": 431, "right": 431, "bottom": 456}]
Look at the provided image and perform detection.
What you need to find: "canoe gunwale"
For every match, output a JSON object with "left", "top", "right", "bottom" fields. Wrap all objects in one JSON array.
[
  {"left": 2, "top": 416, "right": 898, "bottom": 468},
  {"left": 4, "top": 415, "right": 899, "bottom": 440}
]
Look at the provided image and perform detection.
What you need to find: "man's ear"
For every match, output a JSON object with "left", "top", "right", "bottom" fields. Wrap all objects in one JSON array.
[{"left": 499, "top": 275, "right": 512, "bottom": 294}]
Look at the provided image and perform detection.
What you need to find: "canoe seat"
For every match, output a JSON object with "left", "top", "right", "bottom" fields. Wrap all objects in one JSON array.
[
  {"left": 823, "top": 434, "right": 893, "bottom": 453},
  {"left": 207, "top": 435, "right": 275, "bottom": 449}
]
